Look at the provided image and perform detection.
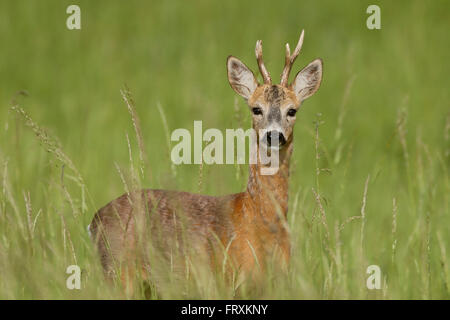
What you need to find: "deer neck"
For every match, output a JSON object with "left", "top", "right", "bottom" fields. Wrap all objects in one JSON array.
[{"left": 246, "top": 139, "right": 293, "bottom": 221}]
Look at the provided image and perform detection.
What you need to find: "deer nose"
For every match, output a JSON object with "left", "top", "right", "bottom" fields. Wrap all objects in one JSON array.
[{"left": 265, "top": 130, "right": 286, "bottom": 147}]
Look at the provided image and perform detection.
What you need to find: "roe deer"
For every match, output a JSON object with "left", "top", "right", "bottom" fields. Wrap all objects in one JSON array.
[{"left": 89, "top": 30, "right": 323, "bottom": 293}]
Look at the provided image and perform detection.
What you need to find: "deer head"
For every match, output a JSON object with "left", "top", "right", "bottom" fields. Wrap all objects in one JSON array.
[{"left": 227, "top": 30, "right": 322, "bottom": 151}]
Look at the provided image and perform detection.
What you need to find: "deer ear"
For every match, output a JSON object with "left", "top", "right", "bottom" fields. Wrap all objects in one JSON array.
[
  {"left": 292, "top": 58, "right": 323, "bottom": 101},
  {"left": 227, "top": 56, "right": 258, "bottom": 100}
]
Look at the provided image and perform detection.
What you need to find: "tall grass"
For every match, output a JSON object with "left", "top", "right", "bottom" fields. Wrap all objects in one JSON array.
[{"left": 0, "top": 0, "right": 448, "bottom": 299}]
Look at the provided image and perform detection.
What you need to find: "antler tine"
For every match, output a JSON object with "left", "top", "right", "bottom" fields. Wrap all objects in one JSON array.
[
  {"left": 255, "top": 40, "right": 272, "bottom": 84},
  {"left": 280, "top": 29, "right": 304, "bottom": 86}
]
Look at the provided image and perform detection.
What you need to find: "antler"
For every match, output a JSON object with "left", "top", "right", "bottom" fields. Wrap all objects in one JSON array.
[
  {"left": 255, "top": 40, "right": 272, "bottom": 84},
  {"left": 280, "top": 30, "right": 304, "bottom": 86}
]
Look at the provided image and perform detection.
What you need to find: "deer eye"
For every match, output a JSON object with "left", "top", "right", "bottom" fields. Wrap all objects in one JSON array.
[
  {"left": 287, "top": 108, "right": 297, "bottom": 117},
  {"left": 252, "top": 107, "right": 263, "bottom": 116}
]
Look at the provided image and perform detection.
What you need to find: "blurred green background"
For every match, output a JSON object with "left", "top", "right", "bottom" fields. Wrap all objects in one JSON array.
[{"left": 0, "top": 0, "right": 448, "bottom": 299}]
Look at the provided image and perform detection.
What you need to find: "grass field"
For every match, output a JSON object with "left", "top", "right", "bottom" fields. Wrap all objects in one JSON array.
[{"left": 0, "top": 0, "right": 448, "bottom": 299}]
